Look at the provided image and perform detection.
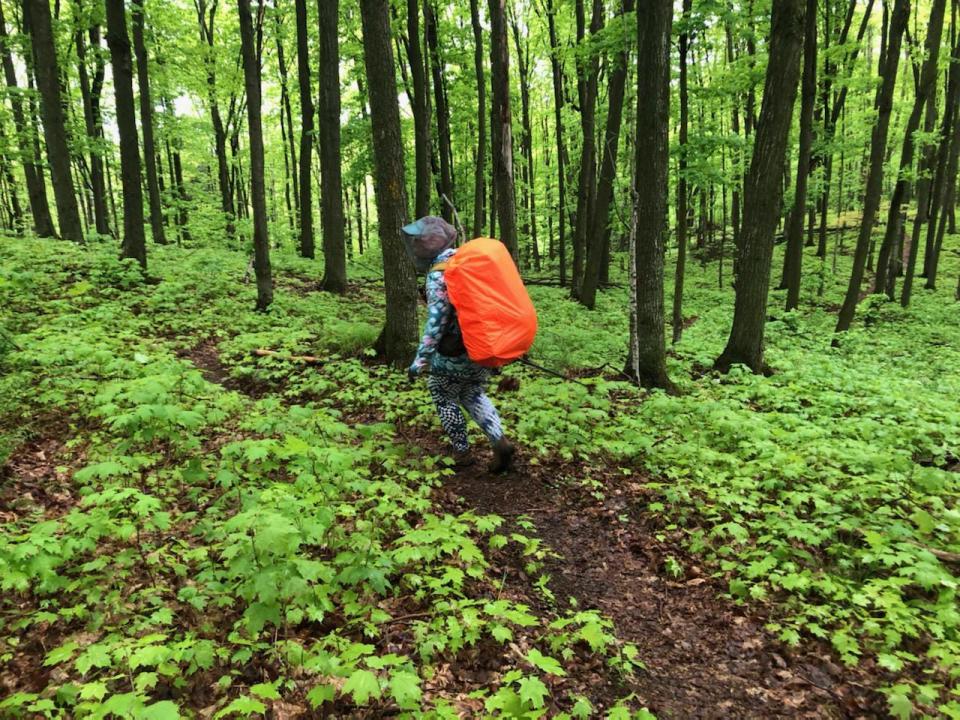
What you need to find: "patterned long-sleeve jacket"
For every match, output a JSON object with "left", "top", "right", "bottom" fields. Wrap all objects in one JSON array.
[{"left": 409, "top": 248, "right": 487, "bottom": 380}]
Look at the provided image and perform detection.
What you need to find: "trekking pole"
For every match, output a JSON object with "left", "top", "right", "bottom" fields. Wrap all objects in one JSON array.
[
  {"left": 441, "top": 193, "right": 466, "bottom": 244},
  {"left": 518, "top": 357, "right": 593, "bottom": 392}
]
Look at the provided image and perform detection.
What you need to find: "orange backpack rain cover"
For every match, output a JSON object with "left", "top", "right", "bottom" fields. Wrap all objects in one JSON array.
[{"left": 443, "top": 238, "right": 537, "bottom": 367}]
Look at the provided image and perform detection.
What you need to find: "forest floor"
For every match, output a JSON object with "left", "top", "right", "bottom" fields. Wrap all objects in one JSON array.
[{"left": 2, "top": 236, "right": 959, "bottom": 719}]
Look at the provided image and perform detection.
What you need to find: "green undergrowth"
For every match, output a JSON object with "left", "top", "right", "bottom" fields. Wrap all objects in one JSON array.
[
  {"left": 0, "top": 237, "right": 647, "bottom": 719},
  {"left": 2, "top": 233, "right": 960, "bottom": 717}
]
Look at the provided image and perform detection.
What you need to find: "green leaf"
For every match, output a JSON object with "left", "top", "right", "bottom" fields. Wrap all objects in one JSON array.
[
  {"left": 526, "top": 648, "right": 566, "bottom": 676},
  {"left": 887, "top": 690, "right": 914, "bottom": 720},
  {"left": 343, "top": 669, "right": 381, "bottom": 705},
  {"left": 389, "top": 670, "right": 422, "bottom": 708},
  {"left": 517, "top": 676, "right": 549, "bottom": 708},
  {"left": 249, "top": 683, "right": 280, "bottom": 700},
  {"left": 141, "top": 700, "right": 182, "bottom": 720},
  {"left": 306, "top": 684, "right": 335, "bottom": 708},
  {"left": 43, "top": 641, "right": 79, "bottom": 667},
  {"left": 214, "top": 696, "right": 266, "bottom": 718}
]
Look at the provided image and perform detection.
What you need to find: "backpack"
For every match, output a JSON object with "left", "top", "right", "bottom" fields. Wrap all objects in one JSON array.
[{"left": 431, "top": 237, "right": 538, "bottom": 368}]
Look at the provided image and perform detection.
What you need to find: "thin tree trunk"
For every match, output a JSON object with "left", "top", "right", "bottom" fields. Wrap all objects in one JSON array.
[
  {"left": 196, "top": 0, "right": 235, "bottom": 238},
  {"left": 426, "top": 2, "right": 454, "bottom": 223},
  {"left": 105, "top": 0, "right": 146, "bottom": 267},
  {"left": 488, "top": 0, "right": 518, "bottom": 260},
  {"left": 25, "top": 0, "right": 83, "bottom": 242},
  {"left": 876, "top": 0, "right": 945, "bottom": 296},
  {"left": 73, "top": 18, "right": 110, "bottom": 237},
  {"left": 470, "top": 0, "right": 486, "bottom": 237},
  {"left": 582, "top": 0, "right": 632, "bottom": 310},
  {"left": 317, "top": 0, "right": 346, "bottom": 293},
  {"left": 784, "top": 0, "right": 818, "bottom": 311},
  {"left": 835, "top": 0, "right": 909, "bottom": 336},
  {"left": 669, "top": 0, "right": 692, "bottom": 338},
  {"left": 274, "top": 10, "right": 298, "bottom": 223},
  {"left": 715, "top": 0, "right": 805, "bottom": 373},
  {"left": 629, "top": 0, "right": 674, "bottom": 390},
  {"left": 131, "top": 0, "right": 166, "bottom": 245},
  {"left": 360, "top": 0, "right": 418, "bottom": 365},
  {"left": 0, "top": 0, "right": 52, "bottom": 237},
  {"left": 404, "top": 0, "right": 431, "bottom": 217},
  {"left": 238, "top": 0, "right": 272, "bottom": 309},
  {"left": 571, "top": 0, "right": 603, "bottom": 297},
  {"left": 546, "top": 0, "right": 567, "bottom": 285},
  {"left": 293, "top": 0, "right": 313, "bottom": 257}
]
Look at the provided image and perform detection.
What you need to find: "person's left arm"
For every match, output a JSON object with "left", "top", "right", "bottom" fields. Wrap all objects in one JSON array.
[{"left": 409, "top": 271, "right": 452, "bottom": 375}]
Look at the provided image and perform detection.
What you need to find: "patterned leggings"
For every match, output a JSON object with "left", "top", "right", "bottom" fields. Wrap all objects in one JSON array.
[{"left": 427, "top": 374, "right": 504, "bottom": 453}]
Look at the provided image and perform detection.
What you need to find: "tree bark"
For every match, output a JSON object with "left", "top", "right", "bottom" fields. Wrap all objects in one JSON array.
[
  {"left": 715, "top": 0, "right": 805, "bottom": 373},
  {"left": 571, "top": 0, "right": 603, "bottom": 297},
  {"left": 469, "top": 0, "right": 486, "bottom": 237},
  {"left": 294, "top": 0, "right": 313, "bottom": 258},
  {"left": 488, "top": 0, "right": 518, "bottom": 260},
  {"left": 360, "top": 0, "right": 418, "bottom": 366},
  {"left": 546, "top": 0, "right": 567, "bottom": 285},
  {"left": 629, "top": 0, "right": 674, "bottom": 390},
  {"left": 783, "top": 0, "right": 817, "bottom": 311},
  {"left": 274, "top": 9, "right": 298, "bottom": 224},
  {"left": 668, "top": 0, "right": 692, "bottom": 337},
  {"left": 131, "top": 0, "right": 166, "bottom": 246},
  {"left": 835, "top": 0, "right": 909, "bottom": 336},
  {"left": 0, "top": 0, "right": 52, "bottom": 236},
  {"left": 426, "top": 2, "right": 454, "bottom": 223},
  {"left": 237, "top": 0, "right": 272, "bottom": 309},
  {"left": 73, "top": 15, "right": 110, "bottom": 238},
  {"left": 105, "top": 0, "right": 146, "bottom": 267},
  {"left": 582, "top": 0, "right": 632, "bottom": 310},
  {"left": 25, "top": 0, "right": 83, "bottom": 242},
  {"left": 511, "top": 13, "right": 540, "bottom": 272},
  {"left": 195, "top": 0, "right": 235, "bottom": 239},
  {"left": 405, "top": 0, "right": 431, "bottom": 217},
  {"left": 875, "top": 0, "right": 945, "bottom": 297},
  {"left": 317, "top": 0, "right": 347, "bottom": 293}
]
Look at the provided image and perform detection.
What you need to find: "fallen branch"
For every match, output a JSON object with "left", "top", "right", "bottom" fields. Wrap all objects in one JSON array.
[{"left": 252, "top": 348, "right": 324, "bottom": 365}]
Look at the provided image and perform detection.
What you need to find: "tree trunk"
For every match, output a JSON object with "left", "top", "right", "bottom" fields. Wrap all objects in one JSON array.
[
  {"left": 274, "top": 10, "right": 298, "bottom": 225},
  {"left": 488, "top": 0, "right": 518, "bottom": 260},
  {"left": 546, "top": 0, "right": 567, "bottom": 285},
  {"left": 131, "top": 0, "right": 166, "bottom": 246},
  {"left": 582, "top": 0, "right": 632, "bottom": 311},
  {"left": 317, "top": 0, "right": 347, "bottom": 293},
  {"left": 426, "top": 2, "right": 454, "bottom": 223},
  {"left": 715, "top": 0, "right": 805, "bottom": 373},
  {"left": 783, "top": 0, "right": 817, "bottom": 311},
  {"left": 360, "top": 0, "right": 418, "bottom": 365},
  {"left": 919, "top": 33, "right": 960, "bottom": 285},
  {"left": 0, "top": 0, "right": 53, "bottom": 237},
  {"left": 25, "top": 0, "right": 83, "bottom": 242},
  {"left": 196, "top": 0, "right": 235, "bottom": 239},
  {"left": 571, "top": 0, "right": 603, "bottom": 297},
  {"left": 511, "top": 14, "right": 540, "bottom": 272},
  {"left": 875, "top": 0, "right": 945, "bottom": 297},
  {"left": 725, "top": 21, "right": 742, "bottom": 259},
  {"left": 469, "top": 0, "right": 486, "bottom": 237},
  {"left": 73, "top": 18, "right": 110, "bottom": 238},
  {"left": 237, "top": 0, "right": 272, "bottom": 310},
  {"left": 668, "top": 0, "right": 692, "bottom": 338},
  {"left": 406, "top": 0, "right": 431, "bottom": 217},
  {"left": 105, "top": 0, "right": 146, "bottom": 267},
  {"left": 835, "top": 0, "right": 909, "bottom": 336},
  {"left": 629, "top": 0, "right": 674, "bottom": 391},
  {"left": 293, "top": 0, "right": 313, "bottom": 257}
]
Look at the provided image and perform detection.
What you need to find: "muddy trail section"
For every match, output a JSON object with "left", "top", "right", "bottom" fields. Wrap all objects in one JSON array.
[
  {"left": 179, "top": 340, "right": 888, "bottom": 718},
  {"left": 433, "top": 442, "right": 887, "bottom": 720}
]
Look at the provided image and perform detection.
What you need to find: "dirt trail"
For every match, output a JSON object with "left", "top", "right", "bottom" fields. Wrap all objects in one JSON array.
[
  {"left": 179, "top": 341, "right": 887, "bottom": 718},
  {"left": 437, "top": 445, "right": 885, "bottom": 720}
]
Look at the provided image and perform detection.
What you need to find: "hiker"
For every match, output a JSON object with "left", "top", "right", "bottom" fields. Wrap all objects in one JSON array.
[{"left": 403, "top": 216, "right": 516, "bottom": 472}]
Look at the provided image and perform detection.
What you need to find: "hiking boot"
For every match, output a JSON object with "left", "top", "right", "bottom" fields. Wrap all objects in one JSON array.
[
  {"left": 452, "top": 449, "right": 475, "bottom": 468},
  {"left": 489, "top": 437, "right": 515, "bottom": 473}
]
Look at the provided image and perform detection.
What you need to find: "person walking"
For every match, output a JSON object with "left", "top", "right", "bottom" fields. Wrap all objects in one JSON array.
[{"left": 403, "top": 216, "right": 516, "bottom": 472}]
